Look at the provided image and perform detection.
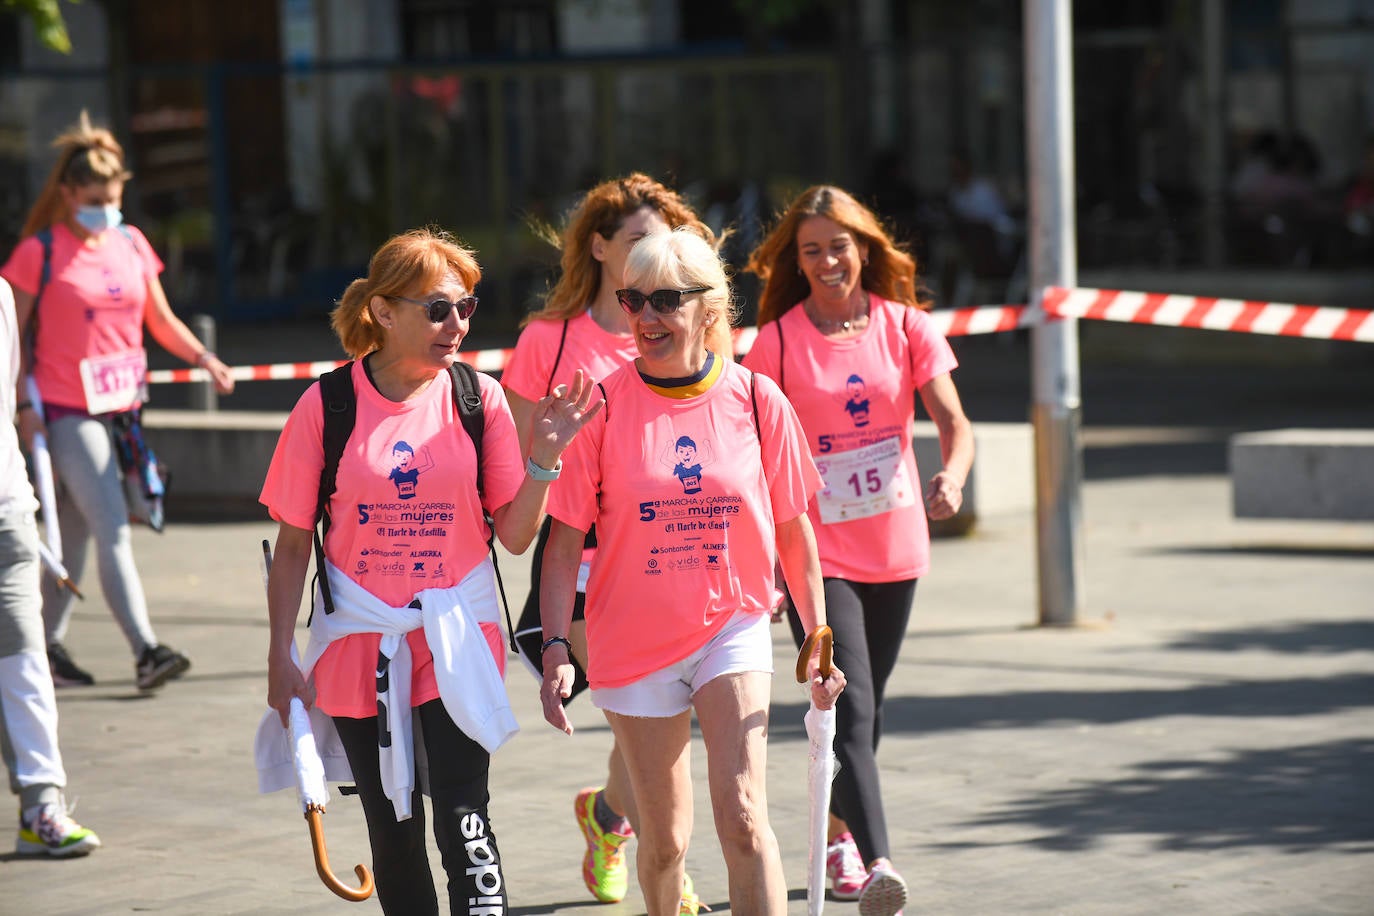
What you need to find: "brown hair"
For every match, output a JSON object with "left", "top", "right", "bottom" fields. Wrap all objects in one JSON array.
[
  {"left": 21, "top": 110, "right": 134, "bottom": 238},
  {"left": 746, "top": 185, "right": 922, "bottom": 326},
  {"left": 524, "top": 173, "right": 713, "bottom": 324},
  {"left": 330, "top": 227, "right": 482, "bottom": 359}
]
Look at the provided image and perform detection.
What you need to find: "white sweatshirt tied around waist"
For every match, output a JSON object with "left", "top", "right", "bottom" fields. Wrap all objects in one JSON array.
[{"left": 255, "top": 557, "right": 519, "bottom": 821}]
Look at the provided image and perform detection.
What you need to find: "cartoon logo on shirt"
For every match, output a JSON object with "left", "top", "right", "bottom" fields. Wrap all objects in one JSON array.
[
  {"left": 843, "top": 374, "right": 871, "bottom": 428},
  {"left": 386, "top": 440, "right": 434, "bottom": 499},
  {"left": 660, "top": 435, "right": 714, "bottom": 495},
  {"left": 102, "top": 268, "right": 123, "bottom": 302}
]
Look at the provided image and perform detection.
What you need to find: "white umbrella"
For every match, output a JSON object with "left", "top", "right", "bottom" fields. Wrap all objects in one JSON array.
[
  {"left": 25, "top": 377, "right": 79, "bottom": 599},
  {"left": 796, "top": 625, "right": 836, "bottom": 916},
  {"left": 261, "top": 540, "right": 374, "bottom": 902}
]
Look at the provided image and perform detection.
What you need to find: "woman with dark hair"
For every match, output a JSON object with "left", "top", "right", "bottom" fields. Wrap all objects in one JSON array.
[{"left": 744, "top": 185, "right": 974, "bottom": 916}]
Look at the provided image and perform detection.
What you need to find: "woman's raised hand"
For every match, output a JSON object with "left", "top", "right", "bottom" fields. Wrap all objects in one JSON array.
[{"left": 528, "top": 369, "right": 604, "bottom": 469}]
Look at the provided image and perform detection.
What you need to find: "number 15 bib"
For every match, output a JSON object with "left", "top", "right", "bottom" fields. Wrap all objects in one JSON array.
[{"left": 813, "top": 436, "right": 916, "bottom": 524}]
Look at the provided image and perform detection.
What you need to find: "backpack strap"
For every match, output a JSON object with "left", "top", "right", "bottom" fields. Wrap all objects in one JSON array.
[
  {"left": 544, "top": 319, "right": 571, "bottom": 397},
  {"left": 749, "top": 368, "right": 761, "bottom": 441},
  {"left": 313, "top": 362, "right": 357, "bottom": 618},
  {"left": 449, "top": 361, "right": 517, "bottom": 652},
  {"left": 34, "top": 228, "right": 54, "bottom": 310}
]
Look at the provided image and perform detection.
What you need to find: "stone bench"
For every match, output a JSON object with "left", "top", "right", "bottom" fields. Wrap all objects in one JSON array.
[
  {"left": 1229, "top": 428, "right": 1374, "bottom": 520},
  {"left": 144, "top": 410, "right": 1035, "bottom": 534}
]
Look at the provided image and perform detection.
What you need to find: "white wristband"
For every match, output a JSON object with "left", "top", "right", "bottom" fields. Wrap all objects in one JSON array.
[{"left": 526, "top": 456, "right": 562, "bottom": 481}]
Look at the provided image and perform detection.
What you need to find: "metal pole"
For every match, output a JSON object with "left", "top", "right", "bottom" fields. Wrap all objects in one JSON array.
[
  {"left": 1024, "top": 0, "right": 1084, "bottom": 626},
  {"left": 189, "top": 314, "right": 218, "bottom": 412}
]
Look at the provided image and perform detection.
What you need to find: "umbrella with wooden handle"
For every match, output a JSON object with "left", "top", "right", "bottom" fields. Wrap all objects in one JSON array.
[
  {"left": 796, "top": 625, "right": 835, "bottom": 916},
  {"left": 262, "top": 540, "right": 374, "bottom": 902}
]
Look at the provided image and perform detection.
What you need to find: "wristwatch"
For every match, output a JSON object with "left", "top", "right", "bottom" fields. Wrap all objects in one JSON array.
[{"left": 525, "top": 456, "right": 562, "bottom": 481}]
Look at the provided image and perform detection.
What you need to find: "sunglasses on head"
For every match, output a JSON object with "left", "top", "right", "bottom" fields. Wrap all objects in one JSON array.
[
  {"left": 387, "top": 294, "right": 479, "bottom": 323},
  {"left": 615, "top": 286, "right": 711, "bottom": 316}
]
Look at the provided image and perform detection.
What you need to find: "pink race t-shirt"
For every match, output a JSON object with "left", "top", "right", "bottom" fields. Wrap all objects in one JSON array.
[
  {"left": 260, "top": 360, "right": 524, "bottom": 717},
  {"left": 742, "top": 295, "right": 958, "bottom": 583},
  {"left": 0, "top": 223, "right": 162, "bottom": 412},
  {"left": 548, "top": 358, "right": 820, "bottom": 689},
  {"left": 502, "top": 311, "right": 639, "bottom": 402}
]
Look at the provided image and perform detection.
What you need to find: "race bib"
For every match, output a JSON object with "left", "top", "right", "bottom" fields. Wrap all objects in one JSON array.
[
  {"left": 814, "top": 436, "right": 916, "bottom": 524},
  {"left": 79, "top": 348, "right": 148, "bottom": 415}
]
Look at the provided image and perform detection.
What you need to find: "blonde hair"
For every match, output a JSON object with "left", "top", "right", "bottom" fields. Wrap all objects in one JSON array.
[
  {"left": 525, "top": 173, "right": 713, "bottom": 325},
  {"left": 746, "top": 185, "right": 923, "bottom": 326},
  {"left": 623, "top": 228, "right": 737, "bottom": 357},
  {"left": 330, "top": 227, "right": 482, "bottom": 359},
  {"left": 21, "top": 110, "right": 134, "bottom": 238}
]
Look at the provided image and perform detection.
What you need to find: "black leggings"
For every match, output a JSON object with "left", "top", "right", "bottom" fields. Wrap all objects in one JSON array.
[
  {"left": 788, "top": 577, "right": 917, "bottom": 865},
  {"left": 334, "top": 700, "right": 507, "bottom": 916}
]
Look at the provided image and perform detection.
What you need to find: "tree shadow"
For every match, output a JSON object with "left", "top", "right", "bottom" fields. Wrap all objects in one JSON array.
[
  {"left": 1163, "top": 621, "right": 1374, "bottom": 654},
  {"left": 944, "top": 737, "right": 1374, "bottom": 853},
  {"left": 1151, "top": 544, "right": 1374, "bottom": 560}
]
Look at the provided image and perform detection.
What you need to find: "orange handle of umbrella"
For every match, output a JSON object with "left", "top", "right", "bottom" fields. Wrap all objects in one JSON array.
[
  {"left": 305, "top": 806, "right": 374, "bottom": 902},
  {"left": 795, "top": 625, "right": 833, "bottom": 683}
]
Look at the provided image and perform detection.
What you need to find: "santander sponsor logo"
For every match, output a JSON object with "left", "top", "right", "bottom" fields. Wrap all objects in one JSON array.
[{"left": 461, "top": 812, "right": 504, "bottom": 914}]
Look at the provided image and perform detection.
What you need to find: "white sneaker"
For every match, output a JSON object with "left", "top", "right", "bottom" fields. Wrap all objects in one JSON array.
[{"left": 858, "top": 857, "right": 908, "bottom": 916}]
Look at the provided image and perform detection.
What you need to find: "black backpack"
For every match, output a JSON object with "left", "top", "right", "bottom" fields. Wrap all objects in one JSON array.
[{"left": 311, "top": 359, "right": 515, "bottom": 649}]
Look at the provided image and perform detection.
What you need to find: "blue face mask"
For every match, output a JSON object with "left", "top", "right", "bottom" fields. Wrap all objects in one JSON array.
[{"left": 74, "top": 203, "right": 123, "bottom": 234}]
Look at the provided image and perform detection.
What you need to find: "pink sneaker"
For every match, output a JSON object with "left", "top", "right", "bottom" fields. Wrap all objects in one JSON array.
[
  {"left": 858, "top": 858, "right": 908, "bottom": 916},
  {"left": 825, "top": 832, "right": 867, "bottom": 900}
]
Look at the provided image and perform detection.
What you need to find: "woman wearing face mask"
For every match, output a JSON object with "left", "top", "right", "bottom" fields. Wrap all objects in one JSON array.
[
  {"left": 743, "top": 185, "right": 974, "bottom": 916},
  {"left": 0, "top": 111, "right": 235, "bottom": 691},
  {"left": 501, "top": 174, "right": 714, "bottom": 910}
]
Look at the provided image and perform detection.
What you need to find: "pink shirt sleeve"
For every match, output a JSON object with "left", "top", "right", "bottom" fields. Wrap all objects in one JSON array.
[
  {"left": 477, "top": 372, "right": 524, "bottom": 513},
  {"left": 905, "top": 307, "right": 958, "bottom": 389},
  {"left": 0, "top": 236, "right": 42, "bottom": 296},
  {"left": 754, "top": 372, "right": 822, "bottom": 523},
  {"left": 740, "top": 319, "right": 782, "bottom": 380},
  {"left": 546, "top": 404, "right": 605, "bottom": 534},
  {"left": 259, "top": 383, "right": 326, "bottom": 531},
  {"left": 124, "top": 225, "right": 165, "bottom": 279},
  {"left": 502, "top": 319, "right": 560, "bottom": 402}
]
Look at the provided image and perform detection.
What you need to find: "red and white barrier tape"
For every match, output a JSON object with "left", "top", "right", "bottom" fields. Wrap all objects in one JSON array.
[
  {"left": 1042, "top": 286, "right": 1374, "bottom": 343},
  {"left": 146, "top": 303, "right": 1032, "bottom": 384}
]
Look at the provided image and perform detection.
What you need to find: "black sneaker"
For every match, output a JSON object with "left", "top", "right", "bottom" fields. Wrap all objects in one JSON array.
[
  {"left": 135, "top": 644, "right": 191, "bottom": 690},
  {"left": 47, "top": 643, "right": 95, "bottom": 687}
]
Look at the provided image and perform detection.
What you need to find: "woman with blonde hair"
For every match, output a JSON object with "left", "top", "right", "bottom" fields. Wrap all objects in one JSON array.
[
  {"left": 744, "top": 185, "right": 974, "bottom": 916},
  {"left": 261, "top": 227, "right": 600, "bottom": 914},
  {"left": 540, "top": 228, "right": 845, "bottom": 916},
  {"left": 1, "top": 111, "right": 235, "bottom": 690},
  {"left": 502, "top": 174, "right": 717, "bottom": 908}
]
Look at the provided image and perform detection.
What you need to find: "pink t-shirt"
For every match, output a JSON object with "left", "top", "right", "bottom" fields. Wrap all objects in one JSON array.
[
  {"left": 742, "top": 295, "right": 958, "bottom": 583},
  {"left": 260, "top": 360, "right": 524, "bottom": 717},
  {"left": 502, "top": 311, "right": 639, "bottom": 402},
  {"left": 548, "top": 359, "right": 820, "bottom": 689},
  {"left": 1, "top": 223, "right": 163, "bottom": 412}
]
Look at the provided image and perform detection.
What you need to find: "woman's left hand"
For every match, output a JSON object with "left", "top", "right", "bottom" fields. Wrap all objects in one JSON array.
[
  {"left": 924, "top": 470, "right": 964, "bottom": 520},
  {"left": 528, "top": 369, "right": 604, "bottom": 468},
  {"left": 806, "top": 658, "right": 846, "bottom": 710},
  {"left": 203, "top": 355, "right": 236, "bottom": 395}
]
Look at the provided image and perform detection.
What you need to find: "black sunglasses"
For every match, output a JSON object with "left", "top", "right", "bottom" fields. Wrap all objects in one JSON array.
[
  {"left": 615, "top": 286, "right": 711, "bottom": 316},
  {"left": 388, "top": 294, "right": 479, "bottom": 323}
]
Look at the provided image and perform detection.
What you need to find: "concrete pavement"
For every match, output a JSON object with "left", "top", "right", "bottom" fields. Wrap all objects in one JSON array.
[{"left": 3, "top": 459, "right": 1371, "bottom": 915}]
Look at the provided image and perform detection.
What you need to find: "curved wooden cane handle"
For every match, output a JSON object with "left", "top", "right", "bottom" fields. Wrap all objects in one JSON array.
[
  {"left": 305, "top": 806, "right": 375, "bottom": 902},
  {"left": 795, "top": 625, "right": 834, "bottom": 683}
]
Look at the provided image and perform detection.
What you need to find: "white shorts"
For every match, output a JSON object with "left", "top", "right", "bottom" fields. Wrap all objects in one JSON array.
[{"left": 591, "top": 610, "right": 773, "bottom": 718}]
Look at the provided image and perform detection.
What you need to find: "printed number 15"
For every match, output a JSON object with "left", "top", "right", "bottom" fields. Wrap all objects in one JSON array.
[{"left": 847, "top": 468, "right": 881, "bottom": 495}]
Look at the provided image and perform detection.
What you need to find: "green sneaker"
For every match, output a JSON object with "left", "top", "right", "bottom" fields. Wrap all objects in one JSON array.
[
  {"left": 574, "top": 787, "right": 632, "bottom": 903},
  {"left": 680, "top": 873, "right": 710, "bottom": 915},
  {"left": 17, "top": 799, "right": 101, "bottom": 857}
]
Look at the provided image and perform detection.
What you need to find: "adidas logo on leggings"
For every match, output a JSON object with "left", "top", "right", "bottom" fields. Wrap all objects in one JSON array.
[{"left": 462, "top": 811, "right": 504, "bottom": 914}]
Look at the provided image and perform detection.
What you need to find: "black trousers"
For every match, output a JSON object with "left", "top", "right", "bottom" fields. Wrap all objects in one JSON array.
[
  {"left": 334, "top": 699, "right": 507, "bottom": 916},
  {"left": 788, "top": 577, "right": 917, "bottom": 865}
]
